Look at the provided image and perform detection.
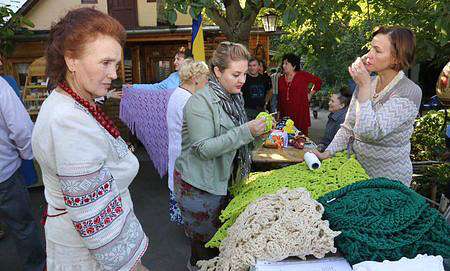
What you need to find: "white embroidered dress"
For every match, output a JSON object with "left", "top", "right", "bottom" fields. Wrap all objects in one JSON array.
[
  {"left": 326, "top": 71, "right": 422, "bottom": 186},
  {"left": 32, "top": 91, "right": 148, "bottom": 270}
]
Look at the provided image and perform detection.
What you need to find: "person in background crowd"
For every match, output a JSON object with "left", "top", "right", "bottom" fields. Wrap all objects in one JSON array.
[
  {"left": 174, "top": 42, "right": 266, "bottom": 271},
  {"left": 269, "top": 66, "right": 282, "bottom": 113},
  {"left": 277, "top": 53, "right": 322, "bottom": 136},
  {"left": 94, "top": 78, "right": 124, "bottom": 105},
  {"left": 133, "top": 47, "right": 193, "bottom": 91},
  {"left": 317, "top": 86, "right": 352, "bottom": 151},
  {"left": 312, "top": 26, "right": 422, "bottom": 187},
  {"left": 166, "top": 59, "right": 209, "bottom": 225},
  {"left": 0, "top": 75, "right": 46, "bottom": 271},
  {"left": 259, "top": 59, "right": 267, "bottom": 75},
  {"left": 126, "top": 47, "right": 194, "bottom": 152},
  {"left": 241, "top": 57, "right": 272, "bottom": 119},
  {"left": 0, "top": 61, "right": 39, "bottom": 189},
  {"left": 1, "top": 73, "right": 22, "bottom": 97},
  {"left": 31, "top": 8, "right": 148, "bottom": 270}
]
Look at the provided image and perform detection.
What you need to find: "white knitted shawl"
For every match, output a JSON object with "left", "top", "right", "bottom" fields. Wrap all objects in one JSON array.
[{"left": 197, "top": 188, "right": 340, "bottom": 271}]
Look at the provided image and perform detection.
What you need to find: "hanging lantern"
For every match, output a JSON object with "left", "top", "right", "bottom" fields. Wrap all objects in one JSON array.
[{"left": 261, "top": 12, "right": 278, "bottom": 32}]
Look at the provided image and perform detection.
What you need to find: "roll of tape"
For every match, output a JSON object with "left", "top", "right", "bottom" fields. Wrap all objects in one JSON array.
[{"left": 304, "top": 152, "right": 321, "bottom": 170}]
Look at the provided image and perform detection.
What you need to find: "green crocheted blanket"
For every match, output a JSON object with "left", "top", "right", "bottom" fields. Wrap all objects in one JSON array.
[
  {"left": 206, "top": 152, "right": 368, "bottom": 248},
  {"left": 318, "top": 178, "right": 450, "bottom": 265}
]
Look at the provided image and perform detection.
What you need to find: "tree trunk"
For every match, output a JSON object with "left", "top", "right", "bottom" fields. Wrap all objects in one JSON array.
[
  {"left": 225, "top": 29, "right": 250, "bottom": 49},
  {"left": 205, "top": 0, "right": 261, "bottom": 50}
]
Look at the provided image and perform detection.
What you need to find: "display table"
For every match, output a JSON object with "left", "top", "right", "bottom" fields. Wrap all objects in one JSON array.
[
  {"left": 251, "top": 257, "right": 352, "bottom": 271},
  {"left": 251, "top": 136, "right": 317, "bottom": 165},
  {"left": 252, "top": 146, "right": 305, "bottom": 164}
]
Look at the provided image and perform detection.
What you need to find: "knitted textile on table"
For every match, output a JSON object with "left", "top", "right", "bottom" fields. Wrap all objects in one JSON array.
[
  {"left": 318, "top": 178, "right": 450, "bottom": 265},
  {"left": 206, "top": 152, "right": 368, "bottom": 248},
  {"left": 120, "top": 86, "right": 174, "bottom": 177},
  {"left": 197, "top": 188, "right": 340, "bottom": 271}
]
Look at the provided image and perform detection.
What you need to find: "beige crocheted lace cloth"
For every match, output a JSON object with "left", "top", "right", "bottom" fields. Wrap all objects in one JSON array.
[{"left": 197, "top": 188, "right": 340, "bottom": 271}]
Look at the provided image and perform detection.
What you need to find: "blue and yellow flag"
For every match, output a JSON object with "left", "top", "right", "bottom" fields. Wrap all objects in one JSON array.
[{"left": 192, "top": 14, "right": 206, "bottom": 62}]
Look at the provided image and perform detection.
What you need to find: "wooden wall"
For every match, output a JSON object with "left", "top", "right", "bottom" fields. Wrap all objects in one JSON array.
[{"left": 4, "top": 31, "right": 270, "bottom": 140}]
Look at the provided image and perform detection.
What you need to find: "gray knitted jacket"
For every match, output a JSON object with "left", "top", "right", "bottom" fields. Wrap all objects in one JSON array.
[{"left": 326, "top": 71, "right": 422, "bottom": 186}]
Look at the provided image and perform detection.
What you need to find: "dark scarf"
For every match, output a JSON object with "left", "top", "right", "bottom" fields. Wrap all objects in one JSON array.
[{"left": 209, "top": 75, "right": 251, "bottom": 183}]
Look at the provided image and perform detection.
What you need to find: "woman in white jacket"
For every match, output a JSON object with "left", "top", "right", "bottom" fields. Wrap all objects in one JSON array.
[{"left": 167, "top": 59, "right": 209, "bottom": 224}]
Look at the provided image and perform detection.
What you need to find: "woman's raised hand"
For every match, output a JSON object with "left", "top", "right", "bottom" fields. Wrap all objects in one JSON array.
[
  {"left": 348, "top": 56, "right": 371, "bottom": 87},
  {"left": 348, "top": 56, "right": 371, "bottom": 103},
  {"left": 247, "top": 118, "right": 267, "bottom": 137}
]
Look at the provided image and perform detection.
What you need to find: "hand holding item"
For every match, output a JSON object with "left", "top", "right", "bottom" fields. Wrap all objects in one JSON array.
[
  {"left": 247, "top": 118, "right": 267, "bottom": 137},
  {"left": 348, "top": 56, "right": 371, "bottom": 87},
  {"left": 256, "top": 112, "right": 274, "bottom": 133},
  {"left": 304, "top": 148, "right": 331, "bottom": 160},
  {"left": 349, "top": 55, "right": 371, "bottom": 103}
]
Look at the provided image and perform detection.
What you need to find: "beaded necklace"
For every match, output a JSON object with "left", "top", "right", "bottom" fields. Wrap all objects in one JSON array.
[{"left": 58, "top": 82, "right": 121, "bottom": 138}]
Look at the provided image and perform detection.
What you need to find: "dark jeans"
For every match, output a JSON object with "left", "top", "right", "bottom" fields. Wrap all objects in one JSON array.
[{"left": 0, "top": 170, "right": 46, "bottom": 271}]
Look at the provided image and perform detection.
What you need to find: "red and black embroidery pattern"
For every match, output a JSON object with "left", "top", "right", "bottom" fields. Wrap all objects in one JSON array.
[
  {"left": 64, "top": 180, "right": 112, "bottom": 208},
  {"left": 73, "top": 196, "right": 123, "bottom": 237}
]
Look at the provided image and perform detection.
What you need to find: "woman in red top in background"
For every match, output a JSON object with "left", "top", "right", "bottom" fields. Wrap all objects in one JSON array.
[{"left": 278, "top": 53, "right": 322, "bottom": 136}]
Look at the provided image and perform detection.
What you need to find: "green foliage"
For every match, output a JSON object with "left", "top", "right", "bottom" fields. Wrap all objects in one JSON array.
[
  {"left": 410, "top": 110, "right": 447, "bottom": 161},
  {"left": 412, "top": 163, "right": 450, "bottom": 200},
  {"left": 273, "top": 0, "right": 450, "bottom": 87},
  {"left": 161, "top": 1, "right": 294, "bottom": 44},
  {"left": 162, "top": 1, "right": 449, "bottom": 87},
  {"left": 162, "top": 0, "right": 268, "bottom": 44},
  {"left": 0, "top": 5, "right": 34, "bottom": 59},
  {"left": 206, "top": 152, "right": 368, "bottom": 248}
]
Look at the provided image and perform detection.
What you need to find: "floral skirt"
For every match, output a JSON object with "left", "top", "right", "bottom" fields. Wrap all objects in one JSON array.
[
  {"left": 173, "top": 171, "right": 228, "bottom": 243},
  {"left": 169, "top": 190, "right": 184, "bottom": 225}
]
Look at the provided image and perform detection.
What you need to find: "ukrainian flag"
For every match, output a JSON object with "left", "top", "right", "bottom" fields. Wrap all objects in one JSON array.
[{"left": 192, "top": 14, "right": 206, "bottom": 62}]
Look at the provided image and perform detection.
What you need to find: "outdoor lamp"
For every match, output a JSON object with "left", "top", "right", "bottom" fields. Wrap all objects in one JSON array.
[{"left": 262, "top": 12, "right": 278, "bottom": 32}]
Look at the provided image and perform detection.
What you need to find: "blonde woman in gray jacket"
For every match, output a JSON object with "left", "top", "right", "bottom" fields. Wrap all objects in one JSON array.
[{"left": 313, "top": 26, "right": 422, "bottom": 187}]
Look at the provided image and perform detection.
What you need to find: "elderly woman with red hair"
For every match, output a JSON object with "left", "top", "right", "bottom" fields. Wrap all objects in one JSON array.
[{"left": 32, "top": 8, "right": 148, "bottom": 270}]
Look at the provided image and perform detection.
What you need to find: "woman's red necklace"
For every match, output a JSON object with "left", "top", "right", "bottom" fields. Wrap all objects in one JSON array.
[{"left": 58, "top": 82, "right": 121, "bottom": 138}]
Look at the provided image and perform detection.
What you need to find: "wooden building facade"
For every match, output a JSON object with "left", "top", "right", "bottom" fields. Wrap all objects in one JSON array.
[{"left": 4, "top": 0, "right": 271, "bottom": 87}]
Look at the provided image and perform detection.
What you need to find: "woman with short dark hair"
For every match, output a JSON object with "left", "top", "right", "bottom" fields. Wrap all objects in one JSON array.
[
  {"left": 278, "top": 53, "right": 322, "bottom": 136},
  {"left": 318, "top": 86, "right": 352, "bottom": 151},
  {"left": 313, "top": 26, "right": 422, "bottom": 186}
]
